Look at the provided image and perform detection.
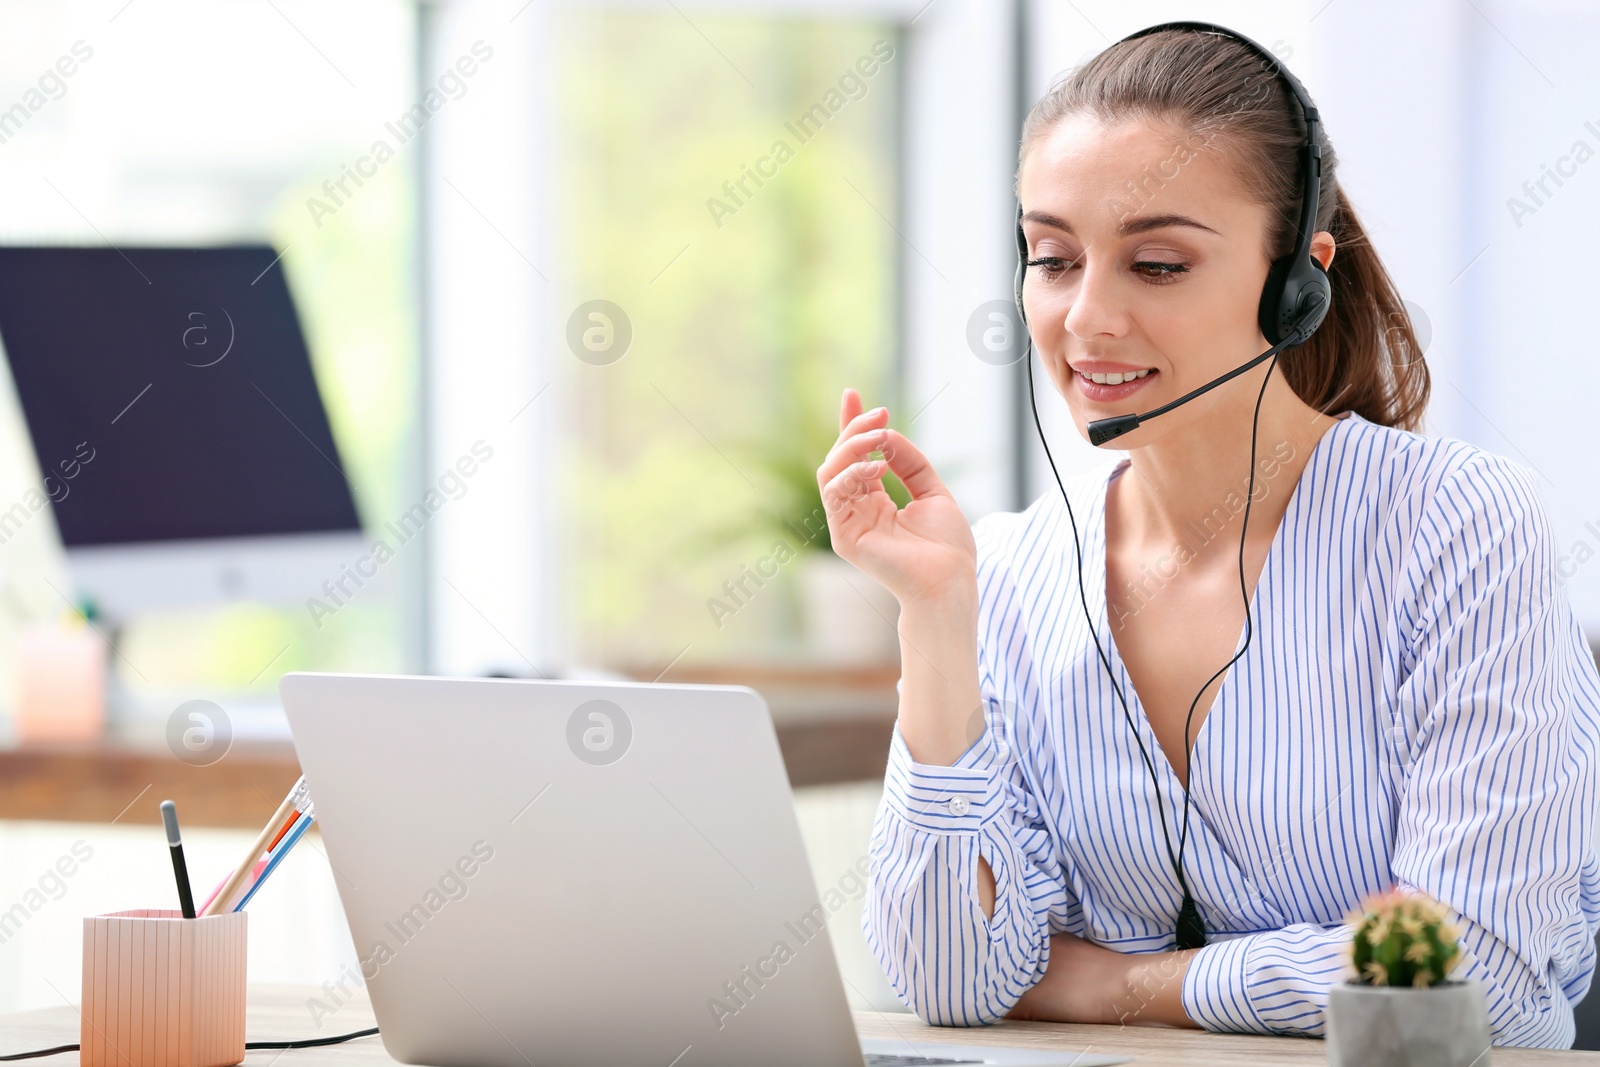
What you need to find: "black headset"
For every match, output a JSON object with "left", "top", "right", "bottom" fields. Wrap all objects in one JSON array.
[{"left": 1012, "top": 21, "right": 1333, "bottom": 951}]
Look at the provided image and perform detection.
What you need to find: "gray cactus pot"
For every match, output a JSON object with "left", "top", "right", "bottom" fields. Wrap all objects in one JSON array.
[{"left": 1326, "top": 979, "right": 1492, "bottom": 1067}]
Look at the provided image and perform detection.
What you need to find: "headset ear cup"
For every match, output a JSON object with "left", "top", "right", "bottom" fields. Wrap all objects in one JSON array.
[
  {"left": 1293, "top": 262, "right": 1333, "bottom": 341},
  {"left": 1257, "top": 255, "right": 1294, "bottom": 346},
  {"left": 1258, "top": 255, "right": 1331, "bottom": 347},
  {"left": 1014, "top": 260, "right": 1026, "bottom": 323}
]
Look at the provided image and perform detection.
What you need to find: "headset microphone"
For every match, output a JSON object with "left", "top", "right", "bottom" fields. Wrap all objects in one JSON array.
[
  {"left": 1013, "top": 20, "right": 1333, "bottom": 952},
  {"left": 1084, "top": 311, "right": 1320, "bottom": 446}
]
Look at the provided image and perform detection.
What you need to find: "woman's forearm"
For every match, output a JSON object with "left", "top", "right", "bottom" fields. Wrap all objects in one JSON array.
[
  {"left": 893, "top": 583, "right": 983, "bottom": 767},
  {"left": 1008, "top": 934, "right": 1200, "bottom": 1027}
]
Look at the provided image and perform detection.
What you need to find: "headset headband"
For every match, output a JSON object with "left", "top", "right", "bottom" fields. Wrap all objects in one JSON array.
[{"left": 1116, "top": 21, "right": 1323, "bottom": 284}]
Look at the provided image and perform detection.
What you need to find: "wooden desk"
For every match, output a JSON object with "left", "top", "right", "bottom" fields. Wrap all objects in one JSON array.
[
  {"left": 0, "top": 666, "right": 902, "bottom": 827},
  {"left": 0, "top": 717, "right": 896, "bottom": 830},
  {"left": 2, "top": 985, "right": 1596, "bottom": 1065}
]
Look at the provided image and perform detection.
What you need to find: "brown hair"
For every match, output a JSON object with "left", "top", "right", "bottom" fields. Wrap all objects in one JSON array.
[{"left": 1018, "top": 28, "right": 1429, "bottom": 431}]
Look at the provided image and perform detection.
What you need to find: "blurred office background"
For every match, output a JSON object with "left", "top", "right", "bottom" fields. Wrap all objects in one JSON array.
[{"left": 1, "top": 0, "right": 1597, "bottom": 1021}]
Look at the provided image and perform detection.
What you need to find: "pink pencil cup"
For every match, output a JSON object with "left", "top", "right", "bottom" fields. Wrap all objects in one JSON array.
[{"left": 80, "top": 909, "right": 247, "bottom": 1067}]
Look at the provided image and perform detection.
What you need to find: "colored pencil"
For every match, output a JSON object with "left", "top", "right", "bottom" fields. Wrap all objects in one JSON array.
[
  {"left": 232, "top": 815, "right": 314, "bottom": 911},
  {"left": 198, "top": 777, "right": 303, "bottom": 917}
]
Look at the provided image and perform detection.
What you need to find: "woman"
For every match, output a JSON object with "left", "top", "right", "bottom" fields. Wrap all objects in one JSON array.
[{"left": 817, "top": 25, "right": 1600, "bottom": 1046}]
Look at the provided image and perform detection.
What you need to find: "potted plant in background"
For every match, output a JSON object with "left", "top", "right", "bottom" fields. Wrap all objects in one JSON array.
[{"left": 1326, "top": 887, "right": 1492, "bottom": 1066}]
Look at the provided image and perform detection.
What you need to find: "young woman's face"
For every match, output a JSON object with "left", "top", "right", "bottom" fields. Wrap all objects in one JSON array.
[{"left": 1018, "top": 113, "right": 1313, "bottom": 447}]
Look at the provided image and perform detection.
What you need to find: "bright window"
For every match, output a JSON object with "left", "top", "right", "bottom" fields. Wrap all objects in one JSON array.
[{"left": 554, "top": 11, "right": 903, "bottom": 669}]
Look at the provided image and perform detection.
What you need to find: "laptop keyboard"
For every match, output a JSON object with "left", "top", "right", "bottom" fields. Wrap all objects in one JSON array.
[{"left": 864, "top": 1055, "right": 987, "bottom": 1066}]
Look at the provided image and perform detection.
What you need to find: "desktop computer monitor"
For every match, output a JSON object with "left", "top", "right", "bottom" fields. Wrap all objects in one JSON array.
[{"left": 0, "top": 245, "right": 366, "bottom": 622}]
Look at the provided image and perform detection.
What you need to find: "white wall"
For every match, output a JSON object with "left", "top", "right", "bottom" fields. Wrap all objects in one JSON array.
[{"left": 1447, "top": 0, "right": 1600, "bottom": 632}]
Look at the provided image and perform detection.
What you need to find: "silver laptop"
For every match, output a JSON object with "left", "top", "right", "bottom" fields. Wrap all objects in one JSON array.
[{"left": 280, "top": 672, "right": 1125, "bottom": 1067}]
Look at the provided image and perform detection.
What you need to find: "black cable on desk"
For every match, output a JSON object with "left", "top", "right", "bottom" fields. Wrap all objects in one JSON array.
[
  {"left": 245, "top": 1027, "right": 380, "bottom": 1049},
  {"left": 0, "top": 1027, "right": 380, "bottom": 1060},
  {"left": 0, "top": 1045, "right": 78, "bottom": 1063}
]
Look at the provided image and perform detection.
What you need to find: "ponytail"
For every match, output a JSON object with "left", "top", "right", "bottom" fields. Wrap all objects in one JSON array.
[{"left": 1283, "top": 187, "right": 1428, "bottom": 429}]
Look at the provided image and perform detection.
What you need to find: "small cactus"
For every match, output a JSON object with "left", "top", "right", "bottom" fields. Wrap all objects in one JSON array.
[{"left": 1344, "top": 887, "right": 1464, "bottom": 988}]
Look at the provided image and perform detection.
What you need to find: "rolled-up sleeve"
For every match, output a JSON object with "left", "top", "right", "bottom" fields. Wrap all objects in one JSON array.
[
  {"left": 1180, "top": 454, "right": 1600, "bottom": 1046},
  {"left": 1181, "top": 922, "right": 1350, "bottom": 1033},
  {"left": 863, "top": 719, "right": 1072, "bottom": 1024},
  {"left": 862, "top": 516, "right": 1079, "bottom": 1025}
]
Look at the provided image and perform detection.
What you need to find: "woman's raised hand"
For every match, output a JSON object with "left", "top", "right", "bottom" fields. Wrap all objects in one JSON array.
[{"left": 815, "top": 388, "right": 977, "bottom": 607}]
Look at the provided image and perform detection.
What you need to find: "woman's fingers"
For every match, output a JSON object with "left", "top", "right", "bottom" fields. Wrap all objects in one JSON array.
[
  {"left": 816, "top": 426, "right": 890, "bottom": 488},
  {"left": 819, "top": 423, "right": 949, "bottom": 505},
  {"left": 832, "top": 403, "right": 889, "bottom": 452},
  {"left": 823, "top": 459, "right": 888, "bottom": 516},
  {"left": 880, "top": 429, "right": 950, "bottom": 501},
  {"left": 839, "top": 388, "right": 863, "bottom": 432}
]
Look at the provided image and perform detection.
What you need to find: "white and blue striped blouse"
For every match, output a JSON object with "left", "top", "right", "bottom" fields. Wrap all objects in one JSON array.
[{"left": 864, "top": 410, "right": 1600, "bottom": 1047}]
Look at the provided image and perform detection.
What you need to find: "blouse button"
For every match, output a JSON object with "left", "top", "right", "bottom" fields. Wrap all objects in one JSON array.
[{"left": 947, "top": 796, "right": 970, "bottom": 816}]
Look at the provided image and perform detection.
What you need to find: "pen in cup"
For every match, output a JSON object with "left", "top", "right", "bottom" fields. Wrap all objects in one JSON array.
[{"left": 159, "top": 799, "right": 196, "bottom": 919}]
